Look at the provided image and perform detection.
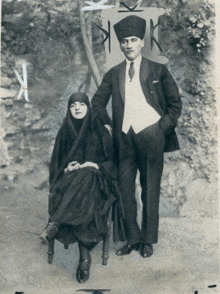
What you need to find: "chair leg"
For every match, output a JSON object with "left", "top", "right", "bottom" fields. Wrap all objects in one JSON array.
[
  {"left": 102, "top": 211, "right": 111, "bottom": 265},
  {"left": 47, "top": 238, "right": 55, "bottom": 264},
  {"left": 102, "top": 232, "right": 110, "bottom": 265}
]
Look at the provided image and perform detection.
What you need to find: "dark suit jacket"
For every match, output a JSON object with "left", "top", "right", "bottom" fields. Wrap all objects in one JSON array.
[{"left": 92, "top": 57, "right": 182, "bottom": 154}]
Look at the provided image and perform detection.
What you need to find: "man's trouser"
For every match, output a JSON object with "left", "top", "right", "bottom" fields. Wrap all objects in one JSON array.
[{"left": 118, "top": 121, "right": 166, "bottom": 245}]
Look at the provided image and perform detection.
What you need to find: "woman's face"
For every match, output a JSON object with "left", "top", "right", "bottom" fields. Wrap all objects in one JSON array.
[{"left": 70, "top": 101, "right": 88, "bottom": 119}]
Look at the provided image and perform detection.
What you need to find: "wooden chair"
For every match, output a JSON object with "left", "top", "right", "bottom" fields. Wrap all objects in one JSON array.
[{"left": 47, "top": 214, "right": 111, "bottom": 266}]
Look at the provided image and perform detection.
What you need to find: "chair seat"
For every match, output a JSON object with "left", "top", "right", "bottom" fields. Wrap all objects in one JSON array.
[{"left": 47, "top": 213, "right": 111, "bottom": 266}]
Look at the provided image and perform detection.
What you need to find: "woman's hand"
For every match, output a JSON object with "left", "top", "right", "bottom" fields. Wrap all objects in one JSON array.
[
  {"left": 64, "top": 161, "right": 80, "bottom": 173},
  {"left": 79, "top": 162, "right": 99, "bottom": 169},
  {"left": 64, "top": 161, "right": 99, "bottom": 173}
]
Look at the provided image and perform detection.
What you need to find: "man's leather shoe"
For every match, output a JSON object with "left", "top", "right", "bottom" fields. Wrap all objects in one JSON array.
[
  {"left": 116, "top": 243, "right": 140, "bottom": 256},
  {"left": 140, "top": 244, "right": 153, "bottom": 258}
]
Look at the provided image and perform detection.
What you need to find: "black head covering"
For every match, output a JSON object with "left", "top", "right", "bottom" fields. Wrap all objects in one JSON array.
[
  {"left": 68, "top": 92, "right": 90, "bottom": 109},
  {"left": 67, "top": 92, "right": 91, "bottom": 133},
  {"left": 49, "top": 93, "right": 91, "bottom": 185},
  {"left": 114, "top": 15, "right": 146, "bottom": 43}
]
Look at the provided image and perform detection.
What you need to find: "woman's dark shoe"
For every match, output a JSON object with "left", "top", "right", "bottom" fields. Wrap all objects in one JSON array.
[
  {"left": 46, "top": 222, "right": 60, "bottom": 238},
  {"left": 39, "top": 230, "right": 49, "bottom": 244},
  {"left": 116, "top": 243, "right": 140, "bottom": 256},
  {"left": 76, "top": 259, "right": 91, "bottom": 283},
  {"left": 39, "top": 222, "right": 60, "bottom": 244},
  {"left": 140, "top": 244, "right": 153, "bottom": 258}
]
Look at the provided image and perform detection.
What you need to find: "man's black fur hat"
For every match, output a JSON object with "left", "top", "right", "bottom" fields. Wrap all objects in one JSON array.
[{"left": 114, "top": 15, "right": 146, "bottom": 42}]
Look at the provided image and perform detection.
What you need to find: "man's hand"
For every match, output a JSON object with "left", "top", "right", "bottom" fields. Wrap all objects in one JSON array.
[{"left": 104, "top": 124, "right": 112, "bottom": 136}]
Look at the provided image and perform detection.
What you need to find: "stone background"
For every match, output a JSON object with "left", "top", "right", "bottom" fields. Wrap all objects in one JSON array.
[{"left": 1, "top": 0, "right": 218, "bottom": 218}]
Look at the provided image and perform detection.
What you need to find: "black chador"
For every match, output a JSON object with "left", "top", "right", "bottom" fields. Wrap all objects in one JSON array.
[{"left": 47, "top": 93, "right": 122, "bottom": 250}]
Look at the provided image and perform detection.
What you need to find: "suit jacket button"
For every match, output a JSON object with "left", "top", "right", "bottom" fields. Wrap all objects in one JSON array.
[{"left": 151, "top": 91, "right": 153, "bottom": 94}]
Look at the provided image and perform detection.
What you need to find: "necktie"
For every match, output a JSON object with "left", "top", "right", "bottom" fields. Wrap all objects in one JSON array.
[{"left": 128, "top": 61, "right": 135, "bottom": 82}]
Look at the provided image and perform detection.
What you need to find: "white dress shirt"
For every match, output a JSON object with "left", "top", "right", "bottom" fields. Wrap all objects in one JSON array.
[{"left": 122, "top": 55, "right": 161, "bottom": 134}]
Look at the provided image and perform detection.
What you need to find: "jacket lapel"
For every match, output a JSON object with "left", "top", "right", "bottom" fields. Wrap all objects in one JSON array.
[
  {"left": 140, "top": 57, "right": 150, "bottom": 82},
  {"left": 118, "top": 60, "right": 126, "bottom": 105},
  {"left": 140, "top": 58, "right": 154, "bottom": 106},
  {"left": 140, "top": 58, "right": 164, "bottom": 116}
]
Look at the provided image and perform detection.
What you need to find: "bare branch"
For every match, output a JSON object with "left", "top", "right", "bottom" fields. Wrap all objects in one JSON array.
[
  {"left": 87, "top": 11, "right": 93, "bottom": 49},
  {"left": 78, "top": 69, "right": 92, "bottom": 93},
  {"left": 77, "top": 0, "right": 102, "bottom": 87},
  {"left": 84, "top": 69, "right": 92, "bottom": 94},
  {"left": 85, "top": 11, "right": 93, "bottom": 93}
]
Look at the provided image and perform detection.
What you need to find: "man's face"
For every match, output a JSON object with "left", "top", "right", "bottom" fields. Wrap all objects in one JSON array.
[{"left": 120, "top": 36, "right": 144, "bottom": 61}]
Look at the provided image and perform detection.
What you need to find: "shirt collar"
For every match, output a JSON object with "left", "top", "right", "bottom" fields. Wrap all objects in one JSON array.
[{"left": 126, "top": 54, "right": 142, "bottom": 67}]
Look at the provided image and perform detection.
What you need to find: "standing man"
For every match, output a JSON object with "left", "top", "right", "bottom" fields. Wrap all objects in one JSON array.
[{"left": 92, "top": 15, "right": 182, "bottom": 258}]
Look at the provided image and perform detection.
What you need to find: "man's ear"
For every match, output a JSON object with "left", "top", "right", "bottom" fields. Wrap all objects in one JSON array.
[{"left": 141, "top": 39, "right": 145, "bottom": 48}]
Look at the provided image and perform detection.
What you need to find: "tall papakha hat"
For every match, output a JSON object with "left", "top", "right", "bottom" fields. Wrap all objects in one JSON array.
[{"left": 114, "top": 15, "right": 146, "bottom": 43}]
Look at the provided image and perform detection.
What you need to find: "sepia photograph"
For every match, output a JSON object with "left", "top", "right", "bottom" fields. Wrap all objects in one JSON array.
[{"left": 0, "top": 0, "right": 219, "bottom": 293}]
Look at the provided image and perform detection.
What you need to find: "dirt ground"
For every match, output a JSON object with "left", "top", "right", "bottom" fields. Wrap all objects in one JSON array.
[{"left": 0, "top": 170, "right": 219, "bottom": 294}]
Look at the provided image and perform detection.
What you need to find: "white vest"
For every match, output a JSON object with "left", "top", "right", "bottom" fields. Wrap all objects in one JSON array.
[{"left": 122, "top": 55, "right": 161, "bottom": 134}]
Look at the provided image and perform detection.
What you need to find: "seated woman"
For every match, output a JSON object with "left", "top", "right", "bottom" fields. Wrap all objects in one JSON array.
[{"left": 40, "top": 92, "right": 118, "bottom": 284}]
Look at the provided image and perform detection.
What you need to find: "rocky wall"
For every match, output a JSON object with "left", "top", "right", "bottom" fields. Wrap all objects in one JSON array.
[{"left": 1, "top": 0, "right": 218, "bottom": 218}]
